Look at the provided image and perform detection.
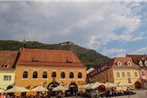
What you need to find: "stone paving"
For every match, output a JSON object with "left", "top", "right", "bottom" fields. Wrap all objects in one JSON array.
[{"left": 111, "top": 89, "right": 147, "bottom": 98}]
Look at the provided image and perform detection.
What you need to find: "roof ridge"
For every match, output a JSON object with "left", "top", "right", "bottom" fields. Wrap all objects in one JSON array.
[{"left": 22, "top": 48, "right": 73, "bottom": 52}]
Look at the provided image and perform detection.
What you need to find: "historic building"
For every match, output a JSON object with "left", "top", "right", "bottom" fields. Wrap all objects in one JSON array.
[
  {"left": 88, "top": 57, "right": 142, "bottom": 89},
  {"left": 0, "top": 51, "right": 18, "bottom": 89},
  {"left": 15, "top": 48, "right": 86, "bottom": 94},
  {"left": 127, "top": 55, "right": 147, "bottom": 88}
]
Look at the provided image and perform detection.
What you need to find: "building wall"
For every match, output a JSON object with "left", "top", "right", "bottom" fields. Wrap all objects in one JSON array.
[
  {"left": 113, "top": 68, "right": 142, "bottom": 89},
  {"left": 91, "top": 69, "right": 114, "bottom": 83},
  {"left": 91, "top": 68, "right": 114, "bottom": 83},
  {"left": 15, "top": 66, "right": 86, "bottom": 88},
  {"left": 94, "top": 71, "right": 107, "bottom": 83},
  {"left": 90, "top": 68, "right": 142, "bottom": 90},
  {"left": 141, "top": 69, "right": 147, "bottom": 88},
  {"left": 0, "top": 70, "right": 15, "bottom": 89}
]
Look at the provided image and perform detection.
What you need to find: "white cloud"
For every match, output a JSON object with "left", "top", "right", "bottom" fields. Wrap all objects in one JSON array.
[
  {"left": 0, "top": 3, "right": 10, "bottom": 12},
  {"left": 0, "top": 2, "right": 145, "bottom": 58},
  {"left": 5, "top": 0, "right": 147, "bottom": 2},
  {"left": 131, "top": 47, "right": 147, "bottom": 54},
  {"left": 101, "top": 48, "right": 126, "bottom": 57}
]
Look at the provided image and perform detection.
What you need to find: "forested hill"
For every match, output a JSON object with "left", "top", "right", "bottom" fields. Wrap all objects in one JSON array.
[{"left": 0, "top": 40, "right": 110, "bottom": 67}]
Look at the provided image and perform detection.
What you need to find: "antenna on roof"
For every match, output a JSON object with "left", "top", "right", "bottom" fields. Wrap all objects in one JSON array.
[{"left": 22, "top": 35, "right": 26, "bottom": 48}]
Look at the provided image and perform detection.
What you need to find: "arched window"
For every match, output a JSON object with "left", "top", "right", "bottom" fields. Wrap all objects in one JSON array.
[
  {"left": 52, "top": 72, "right": 56, "bottom": 78},
  {"left": 23, "top": 71, "right": 28, "bottom": 78},
  {"left": 61, "top": 72, "right": 65, "bottom": 78},
  {"left": 69, "top": 72, "right": 74, "bottom": 79},
  {"left": 33, "top": 71, "right": 38, "bottom": 79},
  {"left": 78, "top": 72, "right": 82, "bottom": 79},
  {"left": 42, "top": 71, "right": 47, "bottom": 79}
]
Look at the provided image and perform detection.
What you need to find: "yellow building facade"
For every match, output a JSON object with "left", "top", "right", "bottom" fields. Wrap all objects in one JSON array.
[
  {"left": 89, "top": 57, "right": 142, "bottom": 89},
  {"left": 15, "top": 48, "right": 86, "bottom": 94},
  {"left": 0, "top": 71, "right": 15, "bottom": 89},
  {"left": 0, "top": 51, "right": 18, "bottom": 89},
  {"left": 15, "top": 66, "right": 86, "bottom": 88}
]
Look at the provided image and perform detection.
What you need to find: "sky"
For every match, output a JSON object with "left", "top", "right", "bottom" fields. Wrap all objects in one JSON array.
[{"left": 0, "top": 0, "right": 147, "bottom": 57}]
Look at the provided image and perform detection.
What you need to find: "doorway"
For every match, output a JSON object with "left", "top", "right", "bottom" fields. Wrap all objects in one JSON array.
[
  {"left": 135, "top": 81, "right": 142, "bottom": 89},
  {"left": 69, "top": 82, "right": 78, "bottom": 95}
]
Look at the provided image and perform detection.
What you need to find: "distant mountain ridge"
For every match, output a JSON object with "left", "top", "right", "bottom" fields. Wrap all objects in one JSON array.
[{"left": 0, "top": 40, "right": 110, "bottom": 67}]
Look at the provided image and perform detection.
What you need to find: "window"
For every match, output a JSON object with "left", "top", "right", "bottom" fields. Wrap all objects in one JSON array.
[
  {"left": 78, "top": 72, "right": 82, "bottom": 79},
  {"left": 4, "top": 75, "right": 11, "bottom": 81},
  {"left": 145, "top": 61, "right": 147, "bottom": 67},
  {"left": 142, "top": 71, "right": 145, "bottom": 76},
  {"left": 23, "top": 71, "right": 28, "bottom": 78},
  {"left": 66, "top": 58, "right": 72, "bottom": 63},
  {"left": 52, "top": 72, "right": 56, "bottom": 78},
  {"left": 116, "top": 72, "right": 120, "bottom": 78},
  {"left": 33, "top": 71, "right": 38, "bottom": 79},
  {"left": 2, "top": 64, "right": 9, "bottom": 68},
  {"left": 69, "top": 72, "right": 74, "bottom": 79},
  {"left": 42, "top": 71, "right": 47, "bottom": 79},
  {"left": 127, "top": 72, "right": 130, "bottom": 78},
  {"left": 127, "top": 61, "right": 132, "bottom": 66},
  {"left": 61, "top": 72, "right": 65, "bottom": 78},
  {"left": 117, "top": 61, "right": 122, "bottom": 66},
  {"left": 134, "top": 72, "right": 138, "bottom": 77},
  {"left": 139, "top": 61, "right": 143, "bottom": 66},
  {"left": 122, "top": 72, "right": 125, "bottom": 77}
]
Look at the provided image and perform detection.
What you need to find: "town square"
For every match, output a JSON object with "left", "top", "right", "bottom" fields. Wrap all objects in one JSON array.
[{"left": 0, "top": 0, "right": 147, "bottom": 98}]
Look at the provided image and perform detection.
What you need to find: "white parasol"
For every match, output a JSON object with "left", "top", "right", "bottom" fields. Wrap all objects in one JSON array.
[
  {"left": 5, "top": 86, "right": 30, "bottom": 93},
  {"left": 31, "top": 86, "right": 48, "bottom": 92},
  {"left": 52, "top": 85, "right": 68, "bottom": 91}
]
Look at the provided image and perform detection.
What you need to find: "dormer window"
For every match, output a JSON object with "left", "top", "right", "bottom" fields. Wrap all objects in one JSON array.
[
  {"left": 117, "top": 61, "right": 122, "bottom": 66},
  {"left": 5, "top": 65, "right": 9, "bottom": 68},
  {"left": 139, "top": 60, "right": 143, "bottom": 67},
  {"left": 66, "top": 58, "right": 72, "bottom": 63},
  {"left": 142, "top": 58, "right": 145, "bottom": 60},
  {"left": 127, "top": 61, "right": 132, "bottom": 66},
  {"left": 32, "top": 56, "right": 39, "bottom": 62},
  {"left": 1, "top": 65, "right": 5, "bottom": 68},
  {"left": 1, "top": 64, "right": 9, "bottom": 68},
  {"left": 144, "top": 61, "right": 147, "bottom": 67}
]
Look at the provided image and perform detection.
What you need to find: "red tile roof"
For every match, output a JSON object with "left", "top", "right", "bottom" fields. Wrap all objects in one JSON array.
[
  {"left": 0, "top": 51, "right": 18, "bottom": 70},
  {"left": 17, "top": 48, "right": 84, "bottom": 67},
  {"left": 110, "top": 57, "right": 139, "bottom": 69},
  {"left": 127, "top": 54, "right": 147, "bottom": 68},
  {"left": 89, "top": 57, "right": 140, "bottom": 77}
]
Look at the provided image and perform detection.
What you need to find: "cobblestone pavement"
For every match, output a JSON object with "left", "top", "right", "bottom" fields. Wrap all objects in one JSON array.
[
  {"left": 51, "top": 89, "right": 147, "bottom": 98},
  {"left": 111, "top": 89, "right": 147, "bottom": 98}
]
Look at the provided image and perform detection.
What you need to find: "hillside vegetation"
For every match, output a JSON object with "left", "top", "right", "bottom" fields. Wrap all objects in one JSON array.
[{"left": 0, "top": 40, "right": 110, "bottom": 67}]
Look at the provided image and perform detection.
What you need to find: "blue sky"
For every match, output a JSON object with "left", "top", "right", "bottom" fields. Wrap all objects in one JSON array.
[{"left": 0, "top": 1, "right": 147, "bottom": 57}]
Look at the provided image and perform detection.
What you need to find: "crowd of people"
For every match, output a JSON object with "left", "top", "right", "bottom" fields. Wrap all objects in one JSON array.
[
  {"left": 0, "top": 91, "right": 66, "bottom": 98},
  {"left": 78, "top": 87, "right": 136, "bottom": 98}
]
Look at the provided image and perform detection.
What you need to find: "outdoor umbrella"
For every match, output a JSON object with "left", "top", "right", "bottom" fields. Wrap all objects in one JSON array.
[
  {"left": 5, "top": 86, "right": 30, "bottom": 93},
  {"left": 83, "top": 84, "right": 90, "bottom": 89},
  {"left": 85, "top": 83, "right": 95, "bottom": 90},
  {"left": 52, "top": 85, "right": 68, "bottom": 91},
  {"left": 0, "top": 89, "right": 5, "bottom": 93},
  {"left": 117, "top": 82, "right": 132, "bottom": 87},
  {"left": 105, "top": 82, "right": 118, "bottom": 88},
  {"left": 98, "top": 85, "right": 106, "bottom": 91},
  {"left": 31, "top": 86, "right": 48, "bottom": 92},
  {"left": 91, "top": 82, "right": 105, "bottom": 89}
]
